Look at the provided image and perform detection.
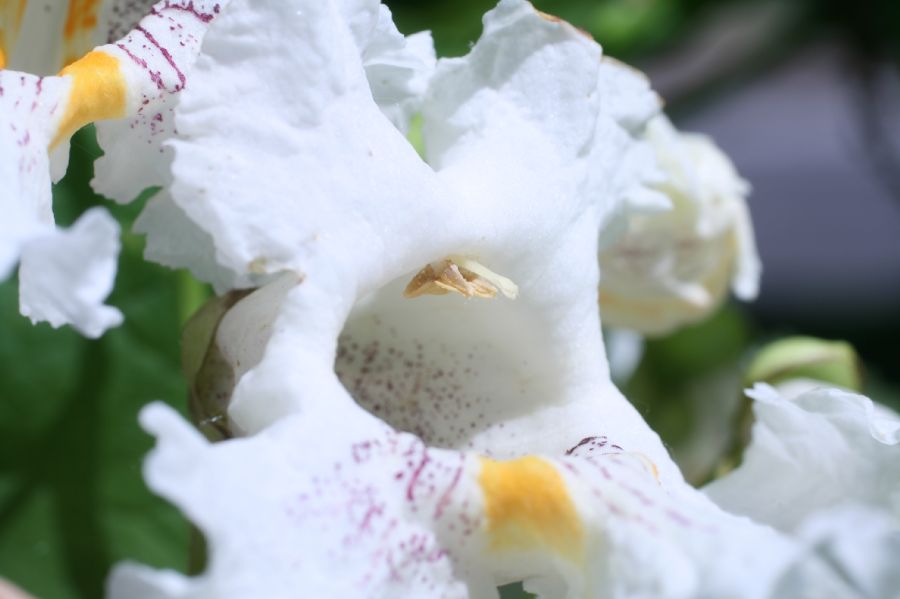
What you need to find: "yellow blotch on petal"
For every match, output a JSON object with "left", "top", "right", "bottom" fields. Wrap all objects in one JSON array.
[
  {"left": 404, "top": 256, "right": 518, "bottom": 300},
  {"left": 479, "top": 456, "right": 584, "bottom": 562},
  {"left": 52, "top": 50, "right": 126, "bottom": 148}
]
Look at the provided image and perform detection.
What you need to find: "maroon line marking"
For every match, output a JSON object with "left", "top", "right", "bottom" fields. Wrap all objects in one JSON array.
[
  {"left": 406, "top": 448, "right": 430, "bottom": 502},
  {"left": 135, "top": 25, "right": 186, "bottom": 90},
  {"left": 432, "top": 454, "right": 464, "bottom": 520}
]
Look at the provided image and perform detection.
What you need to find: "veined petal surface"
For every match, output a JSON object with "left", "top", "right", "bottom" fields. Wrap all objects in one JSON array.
[{"left": 110, "top": 402, "right": 810, "bottom": 599}]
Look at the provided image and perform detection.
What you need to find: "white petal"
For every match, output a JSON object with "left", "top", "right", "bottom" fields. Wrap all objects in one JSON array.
[
  {"left": 357, "top": 4, "right": 436, "bottom": 133},
  {"left": 166, "top": 0, "right": 453, "bottom": 283},
  {"left": 113, "top": 403, "right": 818, "bottom": 599},
  {"left": 0, "top": 69, "right": 125, "bottom": 335},
  {"left": 596, "top": 57, "right": 661, "bottom": 135},
  {"left": 134, "top": 191, "right": 257, "bottom": 293},
  {"left": 705, "top": 383, "right": 900, "bottom": 532},
  {"left": 108, "top": 402, "right": 479, "bottom": 598},
  {"left": 0, "top": 70, "right": 70, "bottom": 227},
  {"left": 92, "top": 0, "right": 229, "bottom": 205},
  {"left": 161, "top": 0, "right": 462, "bottom": 433},
  {"left": 18, "top": 207, "right": 123, "bottom": 338},
  {"left": 788, "top": 504, "right": 900, "bottom": 598},
  {"left": 2, "top": 0, "right": 71, "bottom": 74}
]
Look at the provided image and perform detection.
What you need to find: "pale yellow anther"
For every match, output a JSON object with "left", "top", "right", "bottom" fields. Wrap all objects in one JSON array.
[
  {"left": 52, "top": 50, "right": 127, "bottom": 149},
  {"left": 404, "top": 256, "right": 518, "bottom": 300},
  {"left": 479, "top": 456, "right": 584, "bottom": 562}
]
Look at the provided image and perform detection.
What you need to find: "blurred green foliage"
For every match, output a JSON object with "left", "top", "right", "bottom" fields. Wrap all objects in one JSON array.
[{"left": 0, "top": 129, "right": 201, "bottom": 598}]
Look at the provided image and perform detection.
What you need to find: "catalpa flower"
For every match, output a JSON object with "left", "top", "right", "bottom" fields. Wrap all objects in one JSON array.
[
  {"left": 91, "top": 0, "right": 895, "bottom": 596},
  {"left": 3, "top": 0, "right": 898, "bottom": 597}
]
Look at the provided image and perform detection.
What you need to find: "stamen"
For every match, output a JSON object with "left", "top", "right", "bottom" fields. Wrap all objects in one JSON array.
[{"left": 404, "top": 256, "right": 518, "bottom": 300}]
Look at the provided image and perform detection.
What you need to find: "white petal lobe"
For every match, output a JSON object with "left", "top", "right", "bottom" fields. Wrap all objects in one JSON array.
[
  {"left": 18, "top": 207, "right": 123, "bottom": 338},
  {"left": 705, "top": 383, "right": 900, "bottom": 532}
]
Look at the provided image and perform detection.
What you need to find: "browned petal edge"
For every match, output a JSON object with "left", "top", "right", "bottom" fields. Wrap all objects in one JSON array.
[{"left": 536, "top": 9, "right": 594, "bottom": 41}]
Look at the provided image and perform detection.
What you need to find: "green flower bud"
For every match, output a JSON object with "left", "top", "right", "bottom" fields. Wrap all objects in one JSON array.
[{"left": 744, "top": 336, "right": 863, "bottom": 391}]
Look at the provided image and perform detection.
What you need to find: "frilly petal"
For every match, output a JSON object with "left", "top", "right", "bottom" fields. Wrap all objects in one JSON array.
[
  {"left": 134, "top": 191, "right": 258, "bottom": 293},
  {"left": 705, "top": 383, "right": 900, "bottom": 532},
  {"left": 112, "top": 403, "right": 822, "bottom": 599},
  {"left": 109, "top": 401, "right": 476, "bottom": 598},
  {"left": 91, "top": 0, "right": 228, "bottom": 204},
  {"left": 0, "top": 69, "right": 123, "bottom": 335},
  {"left": 356, "top": 4, "right": 436, "bottom": 133},
  {"left": 18, "top": 207, "right": 123, "bottom": 338}
]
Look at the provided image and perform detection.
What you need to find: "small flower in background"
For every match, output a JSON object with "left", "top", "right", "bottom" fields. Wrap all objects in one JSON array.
[{"left": 599, "top": 114, "right": 761, "bottom": 337}]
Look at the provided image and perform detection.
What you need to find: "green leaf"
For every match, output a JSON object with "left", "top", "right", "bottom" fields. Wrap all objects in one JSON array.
[{"left": 0, "top": 128, "right": 191, "bottom": 598}]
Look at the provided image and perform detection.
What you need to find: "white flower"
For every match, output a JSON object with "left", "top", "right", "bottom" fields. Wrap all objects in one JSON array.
[
  {"left": 598, "top": 114, "right": 762, "bottom": 336},
  {"left": 5, "top": 0, "right": 898, "bottom": 597},
  {"left": 95, "top": 0, "right": 897, "bottom": 597}
]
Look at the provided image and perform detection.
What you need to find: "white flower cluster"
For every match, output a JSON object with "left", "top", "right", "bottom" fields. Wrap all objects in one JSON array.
[{"left": 1, "top": 0, "right": 897, "bottom": 597}]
